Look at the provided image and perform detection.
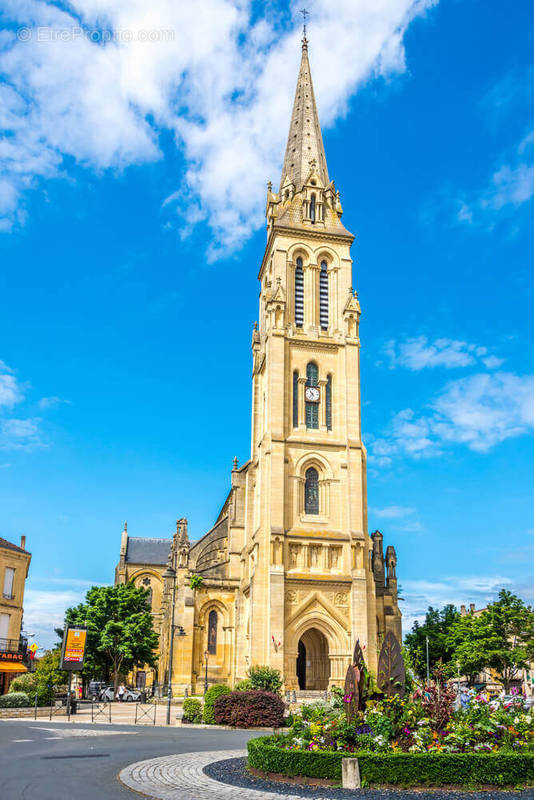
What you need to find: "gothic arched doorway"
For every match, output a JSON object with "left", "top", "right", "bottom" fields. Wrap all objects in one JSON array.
[{"left": 296, "top": 628, "right": 330, "bottom": 690}]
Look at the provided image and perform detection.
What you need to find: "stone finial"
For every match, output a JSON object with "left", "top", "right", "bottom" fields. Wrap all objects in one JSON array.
[
  {"left": 124, "top": 521, "right": 127, "bottom": 532},
  {"left": 267, "top": 180, "right": 272, "bottom": 192},
  {"left": 232, "top": 456, "right": 239, "bottom": 471}
]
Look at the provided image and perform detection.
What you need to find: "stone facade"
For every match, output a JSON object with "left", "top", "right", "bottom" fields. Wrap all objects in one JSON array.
[
  {"left": 115, "top": 36, "right": 401, "bottom": 694},
  {"left": 0, "top": 535, "right": 31, "bottom": 693}
]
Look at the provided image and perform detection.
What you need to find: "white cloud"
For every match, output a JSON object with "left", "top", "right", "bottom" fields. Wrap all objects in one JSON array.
[
  {"left": 0, "top": 356, "right": 66, "bottom": 449},
  {"left": 0, "top": 359, "right": 24, "bottom": 407},
  {"left": 457, "top": 70, "right": 534, "bottom": 225},
  {"left": 38, "top": 395, "right": 70, "bottom": 409},
  {"left": 401, "top": 574, "right": 513, "bottom": 634},
  {"left": 395, "top": 520, "right": 425, "bottom": 533},
  {"left": 370, "top": 505, "right": 415, "bottom": 518},
  {"left": 0, "top": 0, "right": 437, "bottom": 256},
  {"left": 385, "top": 337, "right": 503, "bottom": 371},
  {"left": 480, "top": 157, "right": 534, "bottom": 213},
  {"left": 369, "top": 371, "right": 534, "bottom": 463},
  {"left": 0, "top": 417, "right": 42, "bottom": 449}
]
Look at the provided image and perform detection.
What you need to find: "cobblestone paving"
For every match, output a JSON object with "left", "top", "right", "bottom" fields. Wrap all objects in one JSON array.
[
  {"left": 120, "top": 751, "right": 534, "bottom": 800},
  {"left": 119, "top": 750, "right": 334, "bottom": 800}
]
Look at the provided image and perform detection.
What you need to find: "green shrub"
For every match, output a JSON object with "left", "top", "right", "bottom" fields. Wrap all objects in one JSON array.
[
  {"left": 234, "top": 678, "right": 253, "bottom": 691},
  {"left": 182, "top": 698, "right": 202, "bottom": 724},
  {"left": 8, "top": 673, "right": 53, "bottom": 706},
  {"left": 214, "top": 690, "right": 285, "bottom": 728},
  {"left": 202, "top": 684, "right": 230, "bottom": 724},
  {"left": 9, "top": 674, "right": 37, "bottom": 694},
  {"left": 247, "top": 665, "right": 282, "bottom": 695},
  {"left": 247, "top": 736, "right": 534, "bottom": 786},
  {"left": 0, "top": 692, "right": 30, "bottom": 708}
]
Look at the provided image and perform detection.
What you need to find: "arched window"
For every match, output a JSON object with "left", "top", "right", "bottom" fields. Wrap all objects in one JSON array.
[
  {"left": 305, "top": 467, "right": 319, "bottom": 514},
  {"left": 208, "top": 610, "right": 217, "bottom": 654},
  {"left": 305, "top": 362, "right": 319, "bottom": 429},
  {"left": 141, "top": 576, "right": 152, "bottom": 609},
  {"left": 326, "top": 374, "right": 332, "bottom": 431},
  {"left": 310, "top": 194, "right": 316, "bottom": 223},
  {"left": 293, "top": 370, "right": 299, "bottom": 428},
  {"left": 295, "top": 257, "right": 304, "bottom": 327},
  {"left": 319, "top": 260, "right": 328, "bottom": 330}
]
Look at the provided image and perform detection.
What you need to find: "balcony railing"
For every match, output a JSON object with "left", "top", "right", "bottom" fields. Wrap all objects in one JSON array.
[{"left": 0, "top": 637, "right": 27, "bottom": 654}]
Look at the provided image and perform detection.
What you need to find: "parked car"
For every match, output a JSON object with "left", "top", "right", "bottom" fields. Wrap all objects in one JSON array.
[
  {"left": 88, "top": 680, "right": 109, "bottom": 701},
  {"left": 99, "top": 686, "right": 142, "bottom": 702}
]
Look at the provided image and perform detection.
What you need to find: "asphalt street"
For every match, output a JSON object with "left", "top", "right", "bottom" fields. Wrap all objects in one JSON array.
[{"left": 0, "top": 719, "right": 257, "bottom": 800}]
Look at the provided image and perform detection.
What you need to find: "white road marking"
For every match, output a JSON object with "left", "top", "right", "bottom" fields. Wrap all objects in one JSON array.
[
  {"left": 28, "top": 726, "right": 137, "bottom": 737},
  {"left": 12, "top": 738, "right": 33, "bottom": 742}
]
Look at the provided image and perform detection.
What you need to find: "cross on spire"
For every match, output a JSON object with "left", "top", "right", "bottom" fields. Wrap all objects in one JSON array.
[{"left": 300, "top": 8, "right": 309, "bottom": 42}]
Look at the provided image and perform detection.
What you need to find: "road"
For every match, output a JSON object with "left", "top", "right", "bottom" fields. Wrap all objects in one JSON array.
[{"left": 0, "top": 718, "right": 257, "bottom": 800}]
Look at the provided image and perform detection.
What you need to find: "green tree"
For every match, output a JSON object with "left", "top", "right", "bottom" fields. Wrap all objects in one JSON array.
[
  {"left": 404, "top": 605, "right": 460, "bottom": 679},
  {"left": 447, "top": 590, "right": 534, "bottom": 691},
  {"left": 64, "top": 583, "right": 159, "bottom": 690},
  {"left": 445, "top": 612, "right": 488, "bottom": 686},
  {"left": 10, "top": 649, "right": 68, "bottom": 704}
]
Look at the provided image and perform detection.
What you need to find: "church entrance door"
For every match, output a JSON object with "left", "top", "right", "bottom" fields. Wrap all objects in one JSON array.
[
  {"left": 297, "top": 640, "right": 306, "bottom": 689},
  {"left": 296, "top": 628, "right": 330, "bottom": 690}
]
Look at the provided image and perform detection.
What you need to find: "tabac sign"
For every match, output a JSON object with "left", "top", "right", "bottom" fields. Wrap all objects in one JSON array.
[{"left": 59, "top": 625, "right": 87, "bottom": 671}]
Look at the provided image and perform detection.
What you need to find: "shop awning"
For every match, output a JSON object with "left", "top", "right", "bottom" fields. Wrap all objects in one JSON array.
[{"left": 0, "top": 661, "right": 27, "bottom": 673}]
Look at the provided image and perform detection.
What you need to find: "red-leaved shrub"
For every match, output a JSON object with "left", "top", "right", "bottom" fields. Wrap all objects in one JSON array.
[{"left": 214, "top": 689, "right": 285, "bottom": 728}]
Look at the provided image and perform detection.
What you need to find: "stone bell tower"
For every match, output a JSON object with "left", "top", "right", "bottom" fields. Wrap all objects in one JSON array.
[{"left": 241, "top": 32, "right": 401, "bottom": 691}]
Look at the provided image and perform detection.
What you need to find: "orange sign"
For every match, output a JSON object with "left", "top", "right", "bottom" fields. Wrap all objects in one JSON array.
[{"left": 60, "top": 626, "right": 87, "bottom": 670}]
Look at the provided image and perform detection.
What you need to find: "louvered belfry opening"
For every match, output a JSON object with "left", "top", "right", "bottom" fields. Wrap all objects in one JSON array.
[
  {"left": 295, "top": 257, "right": 304, "bottom": 327},
  {"left": 320, "top": 260, "right": 328, "bottom": 329}
]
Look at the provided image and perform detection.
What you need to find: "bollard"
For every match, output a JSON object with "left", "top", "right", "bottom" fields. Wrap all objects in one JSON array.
[
  {"left": 184, "top": 687, "right": 188, "bottom": 698},
  {"left": 342, "top": 758, "right": 361, "bottom": 789}
]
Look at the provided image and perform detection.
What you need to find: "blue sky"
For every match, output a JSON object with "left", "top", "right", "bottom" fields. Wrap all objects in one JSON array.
[{"left": 0, "top": 0, "right": 533, "bottom": 649}]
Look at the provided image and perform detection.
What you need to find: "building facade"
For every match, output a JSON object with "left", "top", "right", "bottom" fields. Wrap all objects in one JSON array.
[
  {"left": 116, "top": 36, "right": 401, "bottom": 694},
  {"left": 0, "top": 536, "right": 31, "bottom": 693}
]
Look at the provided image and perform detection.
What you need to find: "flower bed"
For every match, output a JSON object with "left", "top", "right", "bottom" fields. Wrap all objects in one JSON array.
[
  {"left": 246, "top": 684, "right": 534, "bottom": 788},
  {"left": 247, "top": 735, "right": 534, "bottom": 786}
]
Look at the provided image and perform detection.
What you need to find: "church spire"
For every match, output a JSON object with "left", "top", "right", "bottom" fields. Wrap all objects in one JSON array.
[{"left": 279, "top": 35, "right": 329, "bottom": 193}]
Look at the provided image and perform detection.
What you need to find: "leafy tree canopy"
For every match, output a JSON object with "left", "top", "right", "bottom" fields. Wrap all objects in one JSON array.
[
  {"left": 404, "top": 604, "right": 460, "bottom": 679},
  {"left": 446, "top": 590, "right": 534, "bottom": 690},
  {"left": 63, "top": 583, "right": 159, "bottom": 688}
]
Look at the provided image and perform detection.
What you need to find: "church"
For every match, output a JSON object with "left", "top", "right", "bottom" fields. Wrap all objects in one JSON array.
[{"left": 115, "top": 33, "right": 401, "bottom": 696}]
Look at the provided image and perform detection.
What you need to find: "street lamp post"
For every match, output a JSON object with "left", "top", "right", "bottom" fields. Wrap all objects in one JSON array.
[
  {"left": 425, "top": 635, "right": 430, "bottom": 684},
  {"left": 204, "top": 650, "right": 209, "bottom": 695}
]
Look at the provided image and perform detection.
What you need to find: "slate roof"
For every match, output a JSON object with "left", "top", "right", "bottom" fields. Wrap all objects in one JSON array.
[
  {"left": 0, "top": 536, "right": 29, "bottom": 554},
  {"left": 125, "top": 537, "right": 171, "bottom": 566}
]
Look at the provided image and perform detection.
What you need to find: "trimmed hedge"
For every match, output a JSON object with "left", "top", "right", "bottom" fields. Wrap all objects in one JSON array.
[
  {"left": 0, "top": 692, "right": 30, "bottom": 708},
  {"left": 214, "top": 690, "right": 285, "bottom": 728},
  {"left": 202, "top": 684, "right": 230, "bottom": 724},
  {"left": 247, "top": 736, "right": 534, "bottom": 787}
]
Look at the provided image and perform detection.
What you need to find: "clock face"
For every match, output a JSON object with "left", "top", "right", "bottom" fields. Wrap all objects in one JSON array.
[{"left": 305, "top": 386, "right": 320, "bottom": 403}]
